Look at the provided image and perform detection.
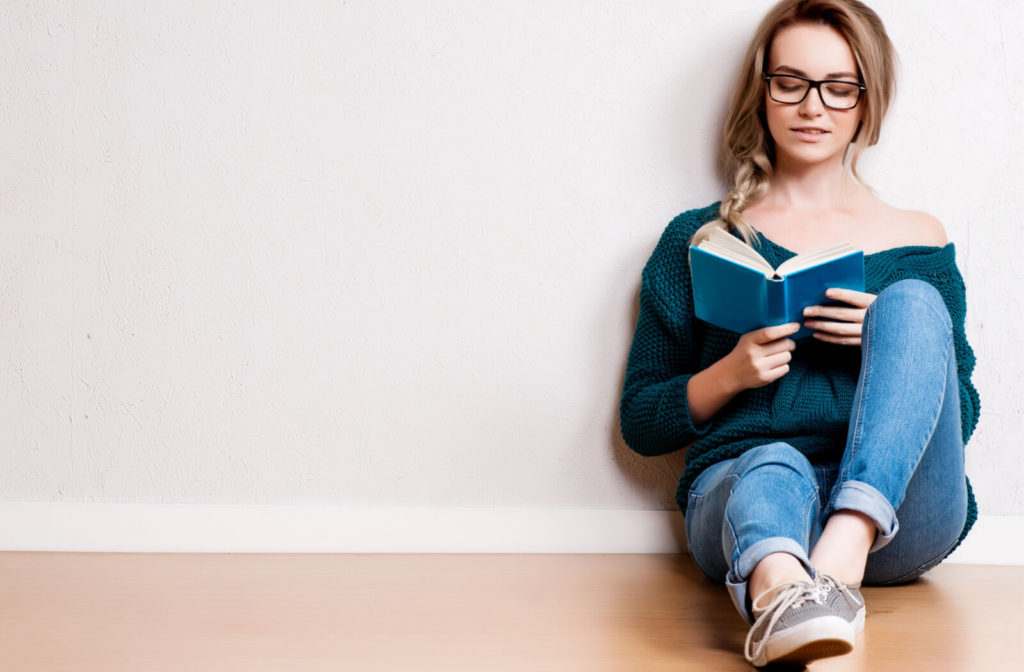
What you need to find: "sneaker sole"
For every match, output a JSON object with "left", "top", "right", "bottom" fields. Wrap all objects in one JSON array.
[
  {"left": 751, "top": 615, "right": 855, "bottom": 667},
  {"left": 771, "top": 637, "right": 854, "bottom": 666},
  {"left": 853, "top": 605, "right": 866, "bottom": 633}
]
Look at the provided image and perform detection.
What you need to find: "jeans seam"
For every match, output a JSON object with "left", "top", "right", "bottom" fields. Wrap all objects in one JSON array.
[
  {"left": 841, "top": 307, "right": 873, "bottom": 486},
  {"left": 920, "top": 291, "right": 954, "bottom": 335},
  {"left": 802, "top": 479, "right": 819, "bottom": 550},
  {"left": 837, "top": 293, "right": 955, "bottom": 506},
  {"left": 725, "top": 499, "right": 740, "bottom": 570},
  {"left": 899, "top": 332, "right": 955, "bottom": 486},
  {"left": 915, "top": 338, "right": 954, "bottom": 462},
  {"left": 685, "top": 472, "right": 737, "bottom": 581}
]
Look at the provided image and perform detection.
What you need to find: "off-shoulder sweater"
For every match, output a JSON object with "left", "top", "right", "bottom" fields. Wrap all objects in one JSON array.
[{"left": 619, "top": 202, "right": 981, "bottom": 548}]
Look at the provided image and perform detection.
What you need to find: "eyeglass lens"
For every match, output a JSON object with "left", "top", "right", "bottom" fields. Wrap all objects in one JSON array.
[{"left": 769, "top": 75, "right": 861, "bottom": 109}]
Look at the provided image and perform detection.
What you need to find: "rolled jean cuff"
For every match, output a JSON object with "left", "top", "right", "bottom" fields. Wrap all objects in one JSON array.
[
  {"left": 725, "top": 537, "right": 814, "bottom": 624},
  {"left": 828, "top": 480, "right": 899, "bottom": 553}
]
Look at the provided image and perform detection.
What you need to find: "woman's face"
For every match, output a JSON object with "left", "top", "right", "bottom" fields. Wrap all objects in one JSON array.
[{"left": 763, "top": 23, "right": 864, "bottom": 169}]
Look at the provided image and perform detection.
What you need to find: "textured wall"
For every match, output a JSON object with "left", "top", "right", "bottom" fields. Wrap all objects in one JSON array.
[{"left": 2, "top": 1, "right": 1021, "bottom": 514}]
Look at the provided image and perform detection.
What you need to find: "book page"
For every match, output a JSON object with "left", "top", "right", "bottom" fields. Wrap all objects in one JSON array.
[
  {"left": 696, "top": 228, "right": 774, "bottom": 275},
  {"left": 775, "top": 243, "right": 859, "bottom": 277}
]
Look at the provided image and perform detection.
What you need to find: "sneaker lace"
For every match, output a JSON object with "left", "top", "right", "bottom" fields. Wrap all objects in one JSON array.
[
  {"left": 744, "top": 581, "right": 824, "bottom": 664},
  {"left": 817, "top": 572, "right": 864, "bottom": 607}
]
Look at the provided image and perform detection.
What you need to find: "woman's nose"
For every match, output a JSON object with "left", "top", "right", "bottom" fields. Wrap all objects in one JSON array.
[{"left": 799, "top": 85, "right": 826, "bottom": 115}]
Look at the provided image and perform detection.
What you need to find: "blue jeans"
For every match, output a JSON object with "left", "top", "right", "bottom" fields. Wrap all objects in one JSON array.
[{"left": 684, "top": 279, "right": 967, "bottom": 623}]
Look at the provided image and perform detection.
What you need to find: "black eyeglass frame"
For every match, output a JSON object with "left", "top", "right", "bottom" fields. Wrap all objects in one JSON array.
[{"left": 761, "top": 72, "right": 866, "bottom": 110}]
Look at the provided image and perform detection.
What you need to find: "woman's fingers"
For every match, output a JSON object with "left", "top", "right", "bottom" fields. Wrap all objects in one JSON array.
[
  {"left": 803, "top": 319, "right": 862, "bottom": 336},
  {"left": 803, "top": 305, "right": 866, "bottom": 322},
  {"left": 812, "top": 331, "right": 862, "bottom": 346},
  {"left": 824, "top": 288, "right": 877, "bottom": 307},
  {"left": 764, "top": 350, "right": 794, "bottom": 370},
  {"left": 751, "top": 322, "right": 801, "bottom": 344},
  {"left": 801, "top": 288, "right": 877, "bottom": 347},
  {"left": 762, "top": 337, "right": 797, "bottom": 356}
]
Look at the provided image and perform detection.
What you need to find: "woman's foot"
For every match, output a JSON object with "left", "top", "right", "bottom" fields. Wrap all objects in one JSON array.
[
  {"left": 816, "top": 572, "right": 866, "bottom": 633},
  {"left": 809, "top": 510, "right": 876, "bottom": 585},
  {"left": 747, "top": 552, "right": 813, "bottom": 608},
  {"left": 744, "top": 580, "right": 856, "bottom": 667}
]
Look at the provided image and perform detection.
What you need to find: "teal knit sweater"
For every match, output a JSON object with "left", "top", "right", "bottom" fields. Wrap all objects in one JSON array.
[{"left": 619, "top": 202, "right": 981, "bottom": 546}]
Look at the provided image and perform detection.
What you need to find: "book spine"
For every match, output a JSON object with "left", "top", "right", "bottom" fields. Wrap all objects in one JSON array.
[{"left": 765, "top": 276, "right": 787, "bottom": 326}]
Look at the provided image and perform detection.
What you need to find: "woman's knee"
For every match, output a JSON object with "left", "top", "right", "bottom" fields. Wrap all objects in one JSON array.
[
  {"left": 727, "top": 443, "right": 820, "bottom": 523},
  {"left": 870, "top": 279, "right": 951, "bottom": 332},
  {"left": 684, "top": 444, "right": 817, "bottom": 581},
  {"left": 876, "top": 278, "right": 942, "bottom": 305},
  {"left": 734, "top": 442, "right": 817, "bottom": 482}
]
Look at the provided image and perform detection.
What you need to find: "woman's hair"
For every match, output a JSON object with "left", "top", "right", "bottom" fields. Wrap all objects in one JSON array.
[{"left": 692, "top": 0, "right": 898, "bottom": 247}]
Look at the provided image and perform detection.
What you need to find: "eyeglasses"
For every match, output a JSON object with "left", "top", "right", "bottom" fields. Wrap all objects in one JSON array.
[{"left": 762, "top": 73, "right": 866, "bottom": 110}]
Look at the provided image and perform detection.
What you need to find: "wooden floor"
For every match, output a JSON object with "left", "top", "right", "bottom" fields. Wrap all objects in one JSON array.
[{"left": 0, "top": 553, "right": 1019, "bottom": 671}]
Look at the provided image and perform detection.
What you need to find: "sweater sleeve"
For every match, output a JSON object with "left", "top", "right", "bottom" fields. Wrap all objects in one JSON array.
[{"left": 619, "top": 222, "right": 713, "bottom": 456}]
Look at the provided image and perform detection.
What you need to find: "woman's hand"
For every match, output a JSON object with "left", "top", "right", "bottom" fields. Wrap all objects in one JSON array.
[
  {"left": 687, "top": 322, "right": 799, "bottom": 425},
  {"left": 722, "top": 322, "right": 801, "bottom": 390},
  {"left": 803, "top": 288, "right": 878, "bottom": 346}
]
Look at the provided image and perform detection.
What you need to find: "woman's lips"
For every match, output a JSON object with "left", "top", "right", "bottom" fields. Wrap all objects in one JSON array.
[{"left": 792, "top": 128, "right": 830, "bottom": 142}]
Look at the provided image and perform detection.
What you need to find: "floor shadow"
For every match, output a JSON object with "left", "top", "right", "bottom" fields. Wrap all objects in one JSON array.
[{"left": 607, "top": 274, "right": 693, "bottom": 516}]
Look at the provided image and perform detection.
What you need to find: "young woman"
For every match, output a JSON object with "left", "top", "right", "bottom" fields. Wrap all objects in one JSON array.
[{"left": 619, "top": 0, "right": 980, "bottom": 667}]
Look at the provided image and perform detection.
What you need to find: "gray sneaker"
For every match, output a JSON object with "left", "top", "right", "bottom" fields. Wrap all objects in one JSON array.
[
  {"left": 816, "top": 572, "right": 866, "bottom": 633},
  {"left": 744, "top": 580, "right": 855, "bottom": 667}
]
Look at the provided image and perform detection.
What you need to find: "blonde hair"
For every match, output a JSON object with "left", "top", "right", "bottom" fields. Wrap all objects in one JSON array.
[{"left": 692, "top": 0, "right": 898, "bottom": 247}]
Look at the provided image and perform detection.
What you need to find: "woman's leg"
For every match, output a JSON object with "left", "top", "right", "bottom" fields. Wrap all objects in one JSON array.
[
  {"left": 863, "top": 334, "right": 966, "bottom": 584},
  {"left": 686, "top": 444, "right": 862, "bottom": 666},
  {"left": 811, "top": 279, "right": 967, "bottom": 585},
  {"left": 685, "top": 442, "right": 821, "bottom": 623}
]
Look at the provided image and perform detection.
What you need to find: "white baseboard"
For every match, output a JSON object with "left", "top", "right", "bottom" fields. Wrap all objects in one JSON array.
[{"left": 0, "top": 502, "right": 1020, "bottom": 564}]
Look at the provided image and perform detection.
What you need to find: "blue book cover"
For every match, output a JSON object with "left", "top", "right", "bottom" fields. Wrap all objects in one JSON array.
[{"left": 689, "top": 232, "right": 865, "bottom": 339}]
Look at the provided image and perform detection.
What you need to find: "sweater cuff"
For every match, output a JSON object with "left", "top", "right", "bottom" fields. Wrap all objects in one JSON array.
[
  {"left": 620, "top": 373, "right": 715, "bottom": 457},
  {"left": 670, "top": 373, "right": 714, "bottom": 441}
]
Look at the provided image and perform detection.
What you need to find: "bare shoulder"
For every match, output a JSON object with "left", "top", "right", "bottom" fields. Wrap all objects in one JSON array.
[
  {"left": 869, "top": 199, "right": 949, "bottom": 248},
  {"left": 900, "top": 209, "right": 949, "bottom": 247}
]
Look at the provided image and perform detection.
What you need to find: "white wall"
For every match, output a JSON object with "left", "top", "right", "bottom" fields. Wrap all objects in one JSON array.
[{"left": 1, "top": 1, "right": 1021, "bottom": 549}]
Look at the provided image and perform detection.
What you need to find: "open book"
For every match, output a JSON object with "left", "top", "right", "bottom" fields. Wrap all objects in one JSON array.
[{"left": 689, "top": 228, "right": 865, "bottom": 338}]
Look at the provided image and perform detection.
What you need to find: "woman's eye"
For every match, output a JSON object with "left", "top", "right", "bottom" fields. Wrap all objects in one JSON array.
[{"left": 826, "top": 84, "right": 857, "bottom": 97}]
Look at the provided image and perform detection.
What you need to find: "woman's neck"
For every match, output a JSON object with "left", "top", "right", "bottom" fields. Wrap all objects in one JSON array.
[{"left": 762, "top": 156, "right": 865, "bottom": 211}]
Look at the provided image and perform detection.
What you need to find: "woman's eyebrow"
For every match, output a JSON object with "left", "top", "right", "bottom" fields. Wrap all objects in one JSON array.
[{"left": 773, "top": 64, "right": 860, "bottom": 80}]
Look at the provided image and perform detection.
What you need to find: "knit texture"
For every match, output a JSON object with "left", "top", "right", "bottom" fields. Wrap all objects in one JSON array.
[{"left": 619, "top": 202, "right": 981, "bottom": 550}]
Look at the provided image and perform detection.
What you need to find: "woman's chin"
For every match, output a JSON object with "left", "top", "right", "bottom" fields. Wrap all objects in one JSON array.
[{"left": 775, "top": 143, "right": 848, "bottom": 169}]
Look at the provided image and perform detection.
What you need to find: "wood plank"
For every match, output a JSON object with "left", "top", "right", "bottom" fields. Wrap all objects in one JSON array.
[{"left": 0, "top": 553, "right": 1018, "bottom": 670}]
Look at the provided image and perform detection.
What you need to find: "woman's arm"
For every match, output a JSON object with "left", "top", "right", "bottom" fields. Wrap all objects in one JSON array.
[
  {"left": 619, "top": 281, "right": 710, "bottom": 456},
  {"left": 687, "top": 322, "right": 801, "bottom": 425},
  {"left": 619, "top": 209, "right": 800, "bottom": 455},
  {"left": 620, "top": 277, "right": 800, "bottom": 452}
]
